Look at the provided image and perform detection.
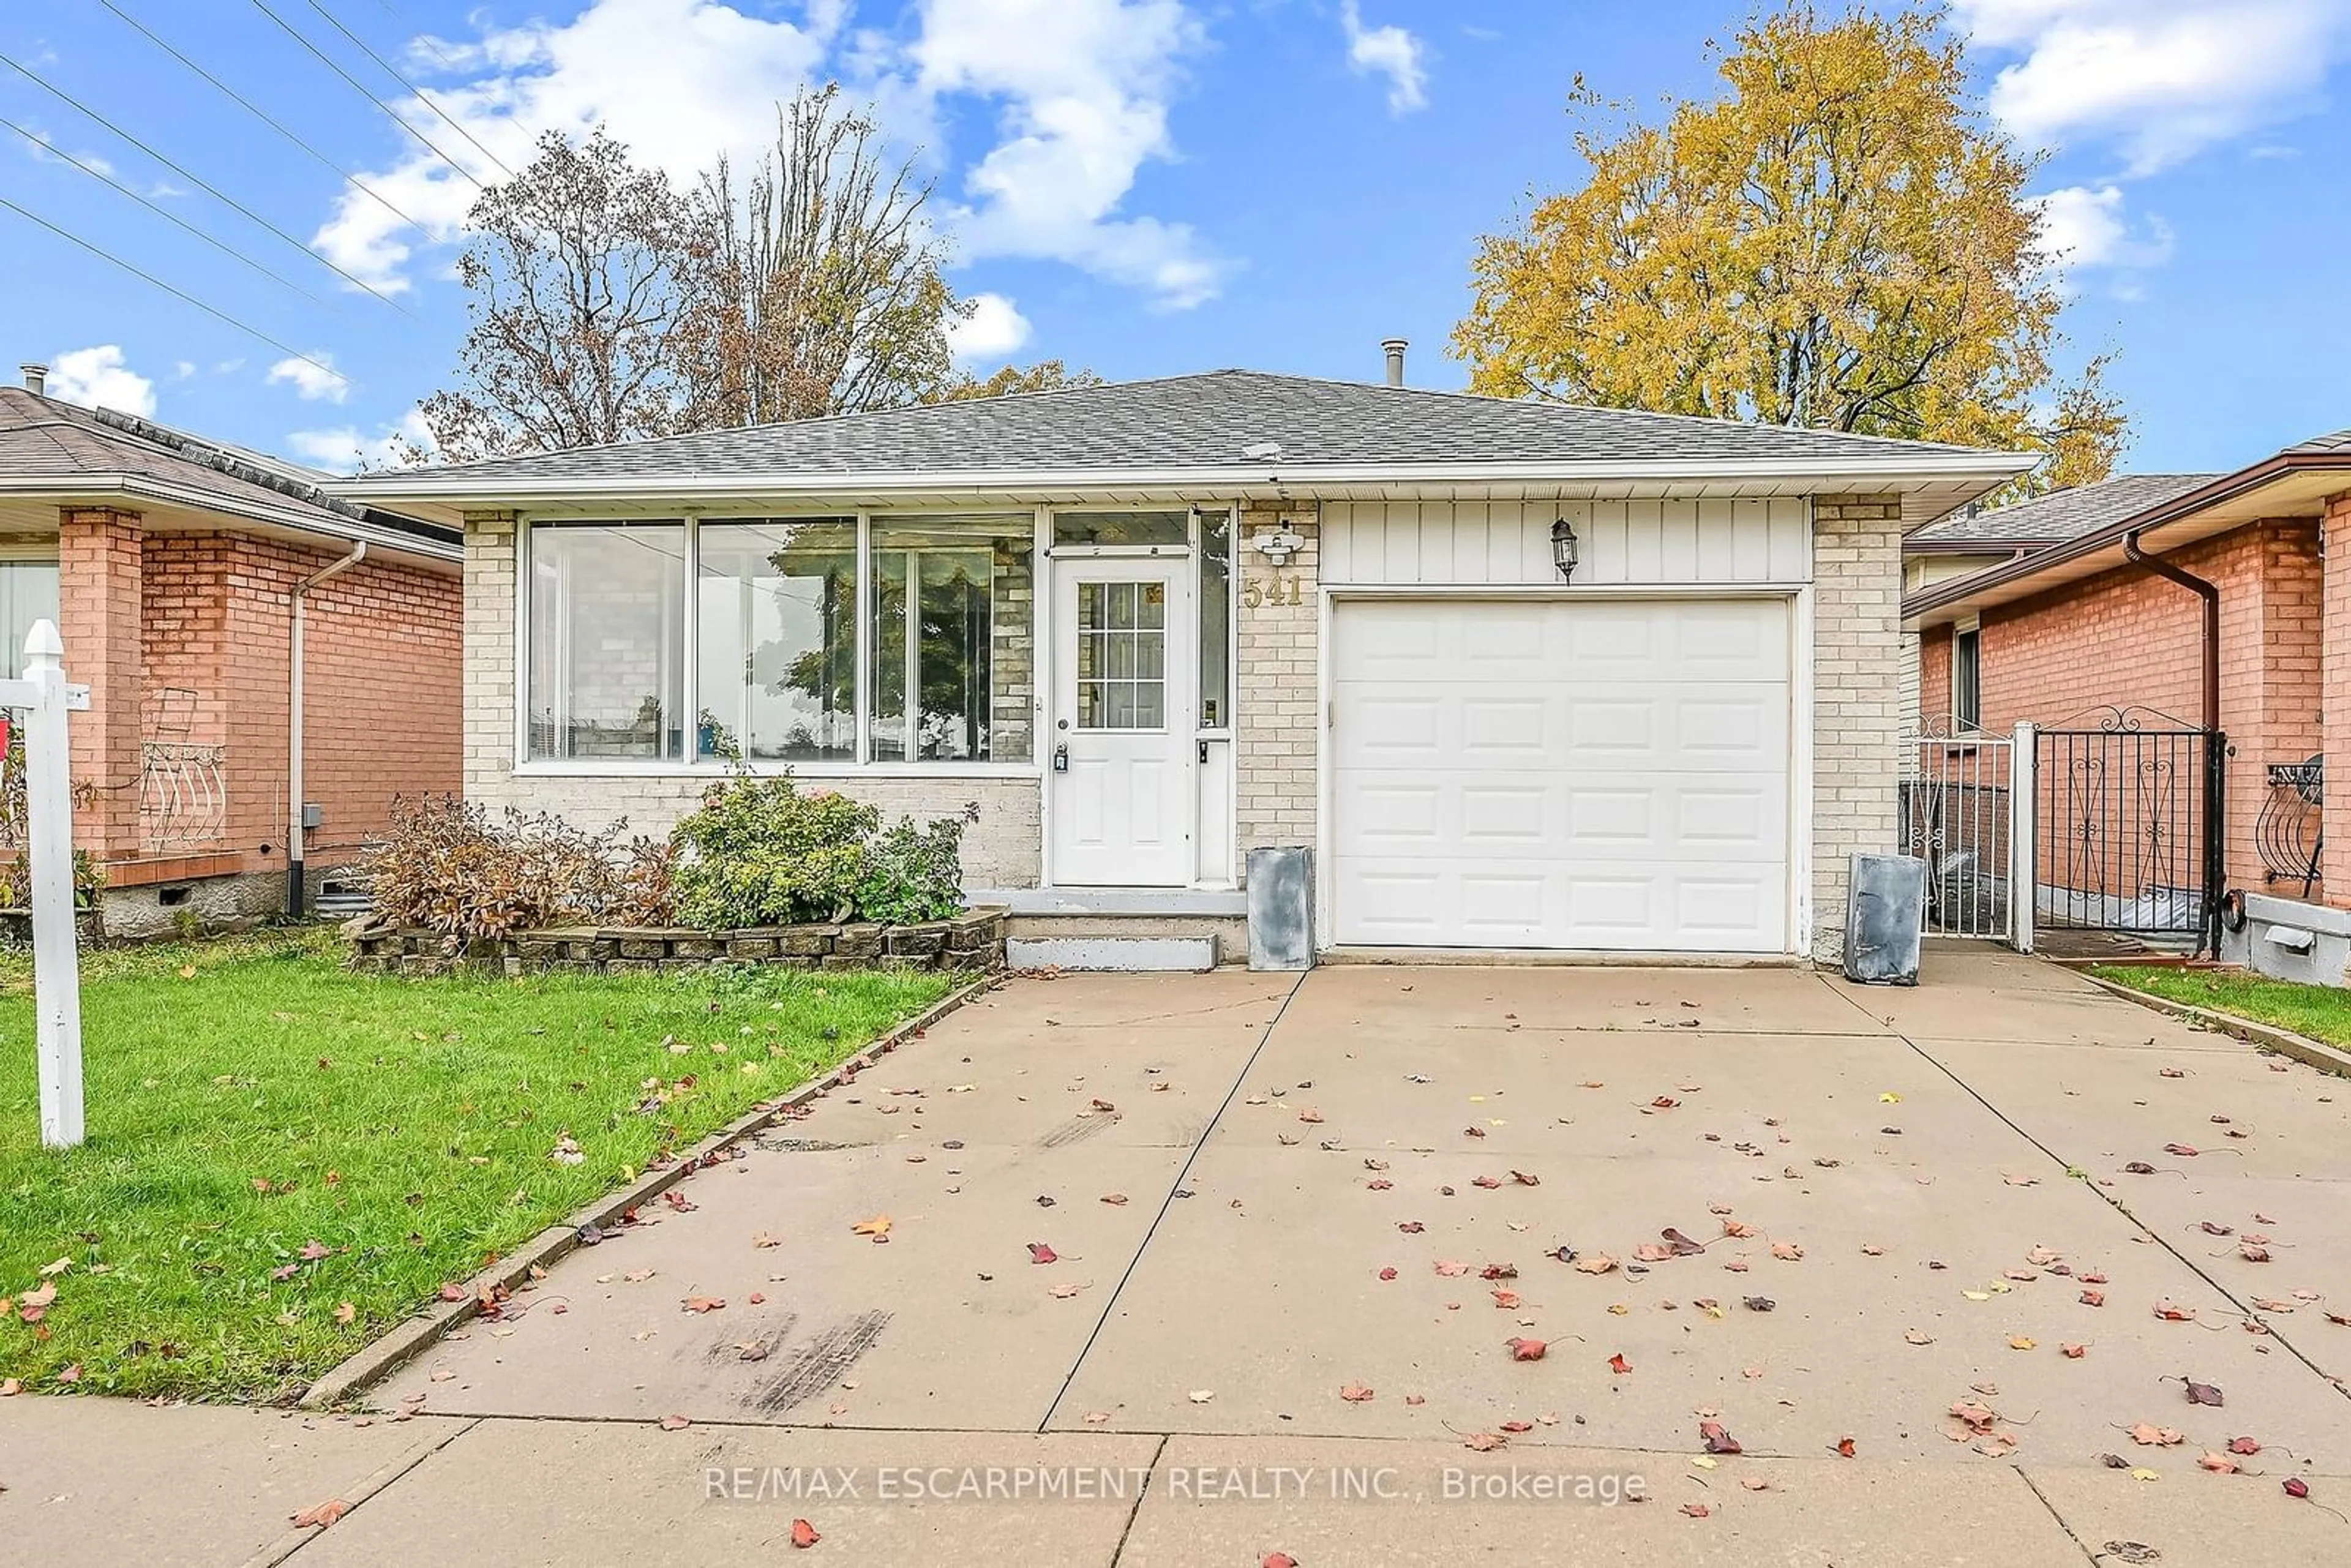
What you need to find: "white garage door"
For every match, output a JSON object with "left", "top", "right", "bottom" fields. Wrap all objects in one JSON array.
[{"left": 1330, "top": 598, "right": 1791, "bottom": 952}]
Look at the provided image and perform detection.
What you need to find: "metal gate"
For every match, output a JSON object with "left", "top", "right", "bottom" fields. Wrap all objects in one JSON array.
[
  {"left": 1900, "top": 722, "right": 2020, "bottom": 942},
  {"left": 2032, "top": 706, "right": 2224, "bottom": 950}
]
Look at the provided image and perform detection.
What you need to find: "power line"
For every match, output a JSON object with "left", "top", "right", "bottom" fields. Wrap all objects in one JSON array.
[
  {"left": 245, "top": 0, "right": 489, "bottom": 192},
  {"left": 1, "top": 116, "right": 327, "bottom": 308},
  {"left": 91, "top": 0, "right": 427, "bottom": 233},
  {"left": 0, "top": 195, "right": 348, "bottom": 389},
  {"left": 296, "top": 0, "right": 519, "bottom": 179},
  {"left": 0, "top": 50, "right": 417, "bottom": 315}
]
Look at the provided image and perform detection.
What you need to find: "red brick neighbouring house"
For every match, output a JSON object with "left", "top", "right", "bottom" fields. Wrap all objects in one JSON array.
[
  {"left": 0, "top": 370, "right": 462, "bottom": 935},
  {"left": 1905, "top": 433, "right": 2351, "bottom": 975}
]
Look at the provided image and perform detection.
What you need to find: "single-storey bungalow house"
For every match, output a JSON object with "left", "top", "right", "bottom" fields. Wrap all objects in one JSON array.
[
  {"left": 338, "top": 363, "right": 2028, "bottom": 963},
  {"left": 0, "top": 365, "right": 463, "bottom": 934},
  {"left": 1905, "top": 429, "right": 2351, "bottom": 975}
]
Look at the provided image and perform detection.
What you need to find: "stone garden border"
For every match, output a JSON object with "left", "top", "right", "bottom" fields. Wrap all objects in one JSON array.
[{"left": 344, "top": 906, "right": 1007, "bottom": 976}]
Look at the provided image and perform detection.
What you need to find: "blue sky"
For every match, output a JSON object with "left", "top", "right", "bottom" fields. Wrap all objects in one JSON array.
[{"left": 2, "top": 1, "right": 2348, "bottom": 475}]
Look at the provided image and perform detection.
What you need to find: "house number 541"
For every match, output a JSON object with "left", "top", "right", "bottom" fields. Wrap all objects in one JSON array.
[{"left": 1242, "top": 577, "right": 1302, "bottom": 609}]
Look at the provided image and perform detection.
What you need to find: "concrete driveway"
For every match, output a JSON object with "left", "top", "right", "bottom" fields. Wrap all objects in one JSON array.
[{"left": 24, "top": 947, "right": 2343, "bottom": 1566}]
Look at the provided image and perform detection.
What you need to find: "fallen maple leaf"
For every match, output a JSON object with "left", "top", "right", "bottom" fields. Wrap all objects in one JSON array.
[
  {"left": 1608, "top": 1352, "right": 1632, "bottom": 1374},
  {"left": 2080, "top": 1288, "right": 2106, "bottom": 1307},
  {"left": 1262, "top": 1555, "right": 1298, "bottom": 1568},
  {"left": 659, "top": 1414, "right": 692, "bottom": 1430},
  {"left": 1340, "top": 1383, "right": 1375, "bottom": 1402},
  {"left": 1834, "top": 1436, "right": 1857, "bottom": 1458},
  {"left": 1699, "top": 1420, "right": 1742, "bottom": 1455},
  {"left": 1461, "top": 1430, "right": 1507, "bottom": 1452},
  {"left": 2229, "top": 1436, "right": 2262, "bottom": 1455},
  {"left": 683, "top": 1297, "right": 726, "bottom": 1313},
  {"left": 1681, "top": 1502, "right": 1711, "bottom": 1518},
  {"left": 2181, "top": 1378, "right": 2225, "bottom": 1407},
  {"left": 1904, "top": 1329, "right": 1934, "bottom": 1346},
  {"left": 790, "top": 1518, "right": 820, "bottom": 1549},
  {"left": 2010, "top": 1336, "right": 2038, "bottom": 1351},
  {"left": 2199, "top": 1452, "right": 2240, "bottom": 1473},
  {"left": 1770, "top": 1241, "right": 1804, "bottom": 1261},
  {"left": 1377, "top": 1267, "right": 1398, "bottom": 1281},
  {"left": 1435, "top": 1259, "right": 1471, "bottom": 1277},
  {"left": 1491, "top": 1288, "right": 1521, "bottom": 1309},
  {"left": 851, "top": 1215, "right": 892, "bottom": 1239},
  {"left": 1506, "top": 1337, "right": 1547, "bottom": 1362},
  {"left": 1632, "top": 1242, "right": 1675, "bottom": 1262},
  {"left": 1573, "top": 1253, "right": 1619, "bottom": 1275},
  {"left": 1741, "top": 1476, "right": 1771, "bottom": 1492},
  {"left": 2061, "top": 1343, "right": 2087, "bottom": 1359},
  {"left": 334, "top": 1302, "right": 358, "bottom": 1326},
  {"left": 2129, "top": 1424, "right": 2186, "bottom": 1446},
  {"left": 2285, "top": 1478, "right": 2312, "bottom": 1499},
  {"left": 291, "top": 1499, "right": 349, "bottom": 1530},
  {"left": 1027, "top": 1243, "right": 1059, "bottom": 1264},
  {"left": 2153, "top": 1300, "right": 2195, "bottom": 1322}
]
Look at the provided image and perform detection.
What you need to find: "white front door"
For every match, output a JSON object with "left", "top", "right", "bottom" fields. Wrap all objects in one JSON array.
[
  {"left": 1329, "top": 597, "right": 1793, "bottom": 951},
  {"left": 1050, "top": 560, "right": 1194, "bottom": 886}
]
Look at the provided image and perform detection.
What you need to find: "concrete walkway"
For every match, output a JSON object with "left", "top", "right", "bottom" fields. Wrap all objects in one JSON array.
[{"left": 7, "top": 946, "right": 2350, "bottom": 1564}]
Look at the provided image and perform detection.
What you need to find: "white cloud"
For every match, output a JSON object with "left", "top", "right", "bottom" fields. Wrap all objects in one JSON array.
[
  {"left": 266, "top": 352, "right": 351, "bottom": 403},
  {"left": 2029, "top": 183, "right": 2177, "bottom": 272},
  {"left": 315, "top": 0, "right": 1228, "bottom": 312},
  {"left": 1953, "top": 0, "right": 2351, "bottom": 173},
  {"left": 171, "top": 361, "right": 197, "bottom": 380},
  {"left": 314, "top": 0, "right": 841, "bottom": 293},
  {"left": 911, "top": 0, "right": 1226, "bottom": 307},
  {"left": 1340, "top": 1, "right": 1428, "bottom": 113},
  {"left": 284, "top": 410, "right": 437, "bottom": 475},
  {"left": 44, "top": 346, "right": 156, "bottom": 417},
  {"left": 17, "top": 127, "right": 116, "bottom": 180},
  {"left": 945, "top": 292, "right": 1032, "bottom": 362}
]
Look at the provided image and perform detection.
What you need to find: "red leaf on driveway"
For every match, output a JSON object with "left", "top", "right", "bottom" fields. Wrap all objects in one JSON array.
[
  {"left": 2182, "top": 1378, "right": 2225, "bottom": 1407},
  {"left": 1506, "top": 1337, "right": 1547, "bottom": 1362},
  {"left": 1608, "top": 1353, "right": 1632, "bottom": 1375},
  {"left": 1699, "top": 1420, "right": 1742, "bottom": 1454},
  {"left": 1834, "top": 1436, "right": 1857, "bottom": 1458},
  {"left": 1027, "top": 1243, "right": 1058, "bottom": 1264},
  {"left": 290, "top": 1499, "right": 349, "bottom": 1530},
  {"left": 790, "top": 1518, "right": 820, "bottom": 1549}
]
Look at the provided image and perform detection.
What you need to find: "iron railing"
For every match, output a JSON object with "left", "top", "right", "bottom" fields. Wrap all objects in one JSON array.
[
  {"left": 2257, "top": 756, "right": 2323, "bottom": 896},
  {"left": 2033, "top": 706, "right": 2224, "bottom": 950}
]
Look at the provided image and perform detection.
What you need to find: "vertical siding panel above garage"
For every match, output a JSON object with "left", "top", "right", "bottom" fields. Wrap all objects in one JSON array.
[{"left": 1320, "top": 497, "right": 1817, "bottom": 587}]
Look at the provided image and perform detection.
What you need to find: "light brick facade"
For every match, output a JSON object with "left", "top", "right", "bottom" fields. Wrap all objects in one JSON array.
[
  {"left": 1916, "top": 517, "right": 2323, "bottom": 900},
  {"left": 470, "top": 493, "right": 1911, "bottom": 960},
  {"left": 54, "top": 506, "right": 462, "bottom": 925},
  {"left": 1809, "top": 495, "right": 1906, "bottom": 962},
  {"left": 1234, "top": 503, "right": 1319, "bottom": 875}
]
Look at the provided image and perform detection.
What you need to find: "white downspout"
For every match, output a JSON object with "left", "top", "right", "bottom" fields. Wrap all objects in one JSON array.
[{"left": 288, "top": 542, "right": 366, "bottom": 917}]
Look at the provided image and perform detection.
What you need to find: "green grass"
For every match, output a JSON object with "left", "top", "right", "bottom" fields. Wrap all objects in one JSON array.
[
  {"left": 2090, "top": 964, "right": 2351, "bottom": 1048},
  {"left": 0, "top": 929, "right": 955, "bottom": 1401}
]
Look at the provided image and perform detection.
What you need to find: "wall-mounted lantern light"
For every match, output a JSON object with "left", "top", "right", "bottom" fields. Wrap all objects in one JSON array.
[{"left": 1550, "top": 517, "right": 1580, "bottom": 582}]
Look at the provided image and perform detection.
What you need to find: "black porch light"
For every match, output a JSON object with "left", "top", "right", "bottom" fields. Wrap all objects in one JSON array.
[{"left": 1550, "top": 516, "right": 1580, "bottom": 582}]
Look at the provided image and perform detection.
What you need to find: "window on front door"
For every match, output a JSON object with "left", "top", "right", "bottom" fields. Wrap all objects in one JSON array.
[
  {"left": 1074, "top": 580, "right": 1169, "bottom": 730},
  {"left": 1953, "top": 626, "right": 1982, "bottom": 730}
]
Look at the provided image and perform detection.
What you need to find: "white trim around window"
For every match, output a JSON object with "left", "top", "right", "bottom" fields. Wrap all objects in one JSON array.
[{"left": 515, "top": 509, "right": 1048, "bottom": 778}]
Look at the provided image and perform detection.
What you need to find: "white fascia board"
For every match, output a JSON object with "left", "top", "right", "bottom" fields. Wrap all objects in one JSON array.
[
  {"left": 331, "top": 451, "right": 2034, "bottom": 509},
  {"left": 0, "top": 475, "right": 462, "bottom": 561}
]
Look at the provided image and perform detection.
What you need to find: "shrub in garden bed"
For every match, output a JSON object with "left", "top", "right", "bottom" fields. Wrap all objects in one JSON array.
[{"left": 364, "top": 775, "right": 978, "bottom": 943}]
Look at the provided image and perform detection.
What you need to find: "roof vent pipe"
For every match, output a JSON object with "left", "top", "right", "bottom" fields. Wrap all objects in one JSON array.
[
  {"left": 20, "top": 363, "right": 47, "bottom": 396},
  {"left": 1381, "top": 338, "right": 1408, "bottom": 388}
]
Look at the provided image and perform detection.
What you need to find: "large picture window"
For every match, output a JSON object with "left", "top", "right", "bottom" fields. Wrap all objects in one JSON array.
[
  {"left": 697, "top": 520, "right": 856, "bottom": 761},
  {"left": 528, "top": 523, "right": 684, "bottom": 760},
  {"left": 525, "top": 515, "right": 1033, "bottom": 768},
  {"left": 869, "top": 517, "right": 1032, "bottom": 763}
]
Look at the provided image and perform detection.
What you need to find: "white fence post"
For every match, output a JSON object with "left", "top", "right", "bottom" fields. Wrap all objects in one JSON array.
[
  {"left": 2010, "top": 721, "right": 2036, "bottom": 955},
  {"left": 24, "top": 619, "right": 84, "bottom": 1149}
]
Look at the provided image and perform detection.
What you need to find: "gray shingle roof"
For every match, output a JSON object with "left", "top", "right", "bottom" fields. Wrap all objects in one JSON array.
[
  {"left": 0, "top": 388, "right": 454, "bottom": 544},
  {"left": 1908, "top": 472, "right": 2219, "bottom": 547},
  {"left": 345, "top": 370, "right": 2019, "bottom": 489},
  {"left": 2287, "top": 428, "right": 2351, "bottom": 456}
]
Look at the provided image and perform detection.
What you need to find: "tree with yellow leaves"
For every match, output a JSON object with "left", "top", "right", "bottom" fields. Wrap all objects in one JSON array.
[{"left": 1452, "top": 3, "right": 2125, "bottom": 493}]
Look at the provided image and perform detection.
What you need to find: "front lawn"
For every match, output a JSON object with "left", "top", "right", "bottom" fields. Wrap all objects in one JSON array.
[
  {"left": 0, "top": 929, "right": 955, "bottom": 1401},
  {"left": 2090, "top": 964, "right": 2351, "bottom": 1049}
]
